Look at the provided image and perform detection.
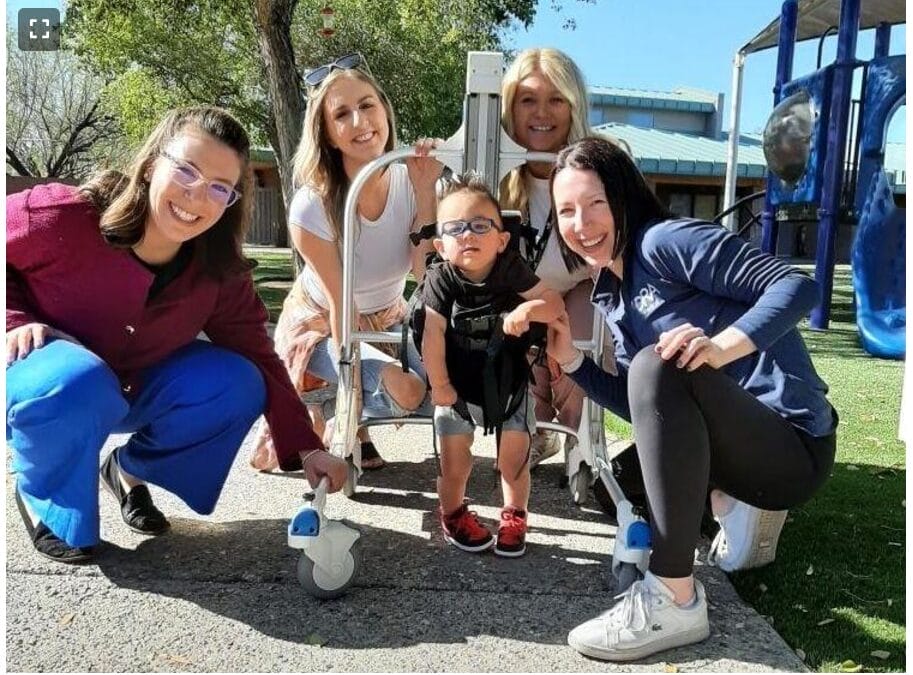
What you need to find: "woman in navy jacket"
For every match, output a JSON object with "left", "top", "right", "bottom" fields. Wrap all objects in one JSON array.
[
  {"left": 546, "top": 137, "right": 837, "bottom": 662},
  {"left": 6, "top": 106, "right": 346, "bottom": 564}
]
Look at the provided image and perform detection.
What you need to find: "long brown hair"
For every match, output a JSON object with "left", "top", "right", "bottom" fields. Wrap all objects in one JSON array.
[
  {"left": 79, "top": 106, "right": 255, "bottom": 278},
  {"left": 291, "top": 68, "right": 397, "bottom": 245}
]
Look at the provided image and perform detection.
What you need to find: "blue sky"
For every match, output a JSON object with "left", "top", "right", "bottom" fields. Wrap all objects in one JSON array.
[
  {"left": 6, "top": 0, "right": 907, "bottom": 142},
  {"left": 503, "top": 0, "right": 906, "bottom": 142}
]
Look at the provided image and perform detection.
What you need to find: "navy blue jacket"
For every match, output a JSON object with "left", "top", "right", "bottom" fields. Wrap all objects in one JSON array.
[{"left": 568, "top": 218, "right": 835, "bottom": 437}]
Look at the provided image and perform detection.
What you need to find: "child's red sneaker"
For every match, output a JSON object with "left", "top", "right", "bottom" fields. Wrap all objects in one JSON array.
[
  {"left": 495, "top": 506, "right": 527, "bottom": 557},
  {"left": 440, "top": 504, "right": 494, "bottom": 552}
]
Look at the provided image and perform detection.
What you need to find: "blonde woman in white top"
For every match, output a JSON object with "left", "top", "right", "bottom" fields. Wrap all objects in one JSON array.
[
  {"left": 250, "top": 54, "right": 441, "bottom": 471},
  {"left": 500, "top": 47, "right": 604, "bottom": 467}
]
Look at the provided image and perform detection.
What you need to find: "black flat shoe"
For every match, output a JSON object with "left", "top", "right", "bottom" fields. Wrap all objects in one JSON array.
[
  {"left": 100, "top": 450, "right": 170, "bottom": 536},
  {"left": 14, "top": 488, "right": 94, "bottom": 564}
]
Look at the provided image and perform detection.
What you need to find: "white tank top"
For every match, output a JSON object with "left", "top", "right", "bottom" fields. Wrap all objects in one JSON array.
[{"left": 290, "top": 164, "right": 417, "bottom": 313}]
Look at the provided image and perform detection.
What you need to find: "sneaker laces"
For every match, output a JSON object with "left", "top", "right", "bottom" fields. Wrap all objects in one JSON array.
[
  {"left": 498, "top": 509, "right": 526, "bottom": 546},
  {"left": 596, "top": 580, "right": 656, "bottom": 644},
  {"left": 447, "top": 506, "right": 488, "bottom": 540},
  {"left": 707, "top": 528, "right": 728, "bottom": 567}
]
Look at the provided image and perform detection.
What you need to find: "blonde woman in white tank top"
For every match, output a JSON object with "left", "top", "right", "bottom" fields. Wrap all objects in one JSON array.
[{"left": 250, "top": 59, "right": 442, "bottom": 471}]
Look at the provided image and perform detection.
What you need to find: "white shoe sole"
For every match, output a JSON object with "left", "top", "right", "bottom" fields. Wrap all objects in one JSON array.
[
  {"left": 740, "top": 509, "right": 788, "bottom": 570},
  {"left": 568, "top": 622, "right": 710, "bottom": 662},
  {"left": 444, "top": 535, "right": 494, "bottom": 553},
  {"left": 494, "top": 543, "right": 526, "bottom": 558}
]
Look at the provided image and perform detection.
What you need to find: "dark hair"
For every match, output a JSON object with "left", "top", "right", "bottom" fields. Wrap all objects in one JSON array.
[
  {"left": 79, "top": 106, "right": 255, "bottom": 279},
  {"left": 550, "top": 136, "right": 670, "bottom": 270},
  {"left": 436, "top": 171, "right": 502, "bottom": 232}
]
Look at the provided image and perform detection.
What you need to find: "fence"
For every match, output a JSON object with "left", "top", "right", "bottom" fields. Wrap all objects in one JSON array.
[{"left": 248, "top": 186, "right": 287, "bottom": 247}]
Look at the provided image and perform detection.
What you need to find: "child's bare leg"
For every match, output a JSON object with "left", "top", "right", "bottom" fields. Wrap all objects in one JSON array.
[
  {"left": 498, "top": 430, "right": 531, "bottom": 510},
  {"left": 437, "top": 433, "right": 474, "bottom": 515}
]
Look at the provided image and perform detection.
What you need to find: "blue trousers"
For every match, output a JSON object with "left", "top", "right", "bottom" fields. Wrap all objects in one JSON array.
[{"left": 6, "top": 339, "right": 266, "bottom": 547}]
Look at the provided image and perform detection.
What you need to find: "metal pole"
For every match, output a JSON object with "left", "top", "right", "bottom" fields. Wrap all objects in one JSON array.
[
  {"left": 810, "top": 0, "right": 861, "bottom": 329},
  {"left": 723, "top": 50, "right": 746, "bottom": 231},
  {"left": 874, "top": 22, "right": 891, "bottom": 58},
  {"left": 760, "top": 0, "right": 799, "bottom": 254}
]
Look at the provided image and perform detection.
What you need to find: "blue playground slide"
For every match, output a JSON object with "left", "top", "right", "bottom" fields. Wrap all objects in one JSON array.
[{"left": 852, "top": 168, "right": 905, "bottom": 359}]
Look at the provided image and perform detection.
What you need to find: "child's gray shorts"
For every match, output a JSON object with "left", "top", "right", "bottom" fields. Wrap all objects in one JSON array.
[{"left": 433, "top": 391, "right": 535, "bottom": 437}]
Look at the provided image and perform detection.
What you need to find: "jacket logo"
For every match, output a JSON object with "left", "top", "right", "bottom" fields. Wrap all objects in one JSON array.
[{"left": 633, "top": 284, "right": 663, "bottom": 316}]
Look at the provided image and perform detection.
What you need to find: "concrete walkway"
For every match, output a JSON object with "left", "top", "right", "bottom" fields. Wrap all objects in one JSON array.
[{"left": 6, "top": 425, "right": 807, "bottom": 672}]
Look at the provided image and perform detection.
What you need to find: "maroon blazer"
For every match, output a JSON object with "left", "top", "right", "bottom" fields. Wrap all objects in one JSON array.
[{"left": 7, "top": 183, "right": 321, "bottom": 470}]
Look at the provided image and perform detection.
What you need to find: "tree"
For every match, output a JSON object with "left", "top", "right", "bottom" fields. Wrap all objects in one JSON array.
[
  {"left": 65, "top": 0, "right": 539, "bottom": 205},
  {"left": 6, "top": 30, "right": 122, "bottom": 178}
]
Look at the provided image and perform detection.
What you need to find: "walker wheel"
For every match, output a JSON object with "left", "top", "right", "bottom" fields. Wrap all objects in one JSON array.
[
  {"left": 613, "top": 561, "right": 641, "bottom": 593},
  {"left": 569, "top": 465, "right": 591, "bottom": 505},
  {"left": 296, "top": 540, "right": 362, "bottom": 599},
  {"left": 342, "top": 459, "right": 358, "bottom": 498}
]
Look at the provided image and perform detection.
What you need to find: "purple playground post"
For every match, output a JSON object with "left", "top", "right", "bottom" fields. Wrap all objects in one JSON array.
[
  {"left": 760, "top": 0, "right": 798, "bottom": 255},
  {"left": 810, "top": 0, "right": 861, "bottom": 329}
]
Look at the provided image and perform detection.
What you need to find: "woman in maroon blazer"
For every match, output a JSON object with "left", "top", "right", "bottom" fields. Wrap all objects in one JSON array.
[{"left": 6, "top": 106, "right": 346, "bottom": 563}]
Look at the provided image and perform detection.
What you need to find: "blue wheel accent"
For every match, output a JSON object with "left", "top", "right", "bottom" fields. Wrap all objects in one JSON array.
[
  {"left": 290, "top": 508, "right": 320, "bottom": 537},
  {"left": 626, "top": 520, "right": 652, "bottom": 549}
]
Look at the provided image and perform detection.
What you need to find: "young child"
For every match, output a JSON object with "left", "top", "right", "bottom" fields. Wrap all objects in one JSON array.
[{"left": 421, "top": 174, "right": 565, "bottom": 557}]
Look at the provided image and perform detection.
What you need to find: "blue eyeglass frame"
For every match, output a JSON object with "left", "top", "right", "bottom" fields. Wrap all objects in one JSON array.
[{"left": 440, "top": 217, "right": 501, "bottom": 237}]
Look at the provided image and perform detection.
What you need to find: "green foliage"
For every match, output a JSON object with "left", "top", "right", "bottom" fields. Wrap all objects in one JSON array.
[
  {"left": 65, "top": 0, "right": 538, "bottom": 148},
  {"left": 65, "top": 0, "right": 269, "bottom": 143}
]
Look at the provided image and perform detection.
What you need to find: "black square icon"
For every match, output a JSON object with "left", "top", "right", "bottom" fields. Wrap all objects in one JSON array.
[{"left": 18, "top": 8, "right": 61, "bottom": 51}]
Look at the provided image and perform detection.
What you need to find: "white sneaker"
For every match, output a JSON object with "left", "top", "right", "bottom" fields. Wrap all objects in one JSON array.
[
  {"left": 568, "top": 572, "right": 710, "bottom": 662},
  {"left": 708, "top": 499, "right": 788, "bottom": 572},
  {"left": 529, "top": 430, "right": 561, "bottom": 469}
]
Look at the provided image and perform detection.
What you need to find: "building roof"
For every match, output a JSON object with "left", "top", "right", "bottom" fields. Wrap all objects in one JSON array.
[
  {"left": 595, "top": 122, "right": 768, "bottom": 178},
  {"left": 588, "top": 86, "right": 718, "bottom": 113}
]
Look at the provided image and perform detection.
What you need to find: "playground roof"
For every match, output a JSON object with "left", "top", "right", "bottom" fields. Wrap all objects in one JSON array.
[
  {"left": 595, "top": 123, "right": 768, "bottom": 178},
  {"left": 742, "top": 0, "right": 906, "bottom": 54},
  {"left": 589, "top": 86, "right": 718, "bottom": 112}
]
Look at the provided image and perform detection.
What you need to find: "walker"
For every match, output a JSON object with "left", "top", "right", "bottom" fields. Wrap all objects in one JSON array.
[{"left": 290, "top": 51, "right": 650, "bottom": 595}]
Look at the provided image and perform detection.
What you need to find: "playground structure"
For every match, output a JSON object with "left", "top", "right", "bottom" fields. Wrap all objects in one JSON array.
[
  {"left": 722, "top": 0, "right": 905, "bottom": 358},
  {"left": 289, "top": 52, "right": 651, "bottom": 598}
]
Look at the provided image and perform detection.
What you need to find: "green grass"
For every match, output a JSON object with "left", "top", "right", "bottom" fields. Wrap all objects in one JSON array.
[
  {"left": 249, "top": 251, "right": 905, "bottom": 671},
  {"left": 730, "top": 266, "right": 905, "bottom": 673}
]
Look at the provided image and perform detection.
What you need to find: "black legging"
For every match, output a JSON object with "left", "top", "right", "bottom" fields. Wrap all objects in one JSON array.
[{"left": 627, "top": 347, "right": 836, "bottom": 578}]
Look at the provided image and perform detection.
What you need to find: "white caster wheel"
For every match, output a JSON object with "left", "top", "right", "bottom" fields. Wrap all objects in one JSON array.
[
  {"left": 296, "top": 540, "right": 362, "bottom": 599},
  {"left": 569, "top": 465, "right": 591, "bottom": 505}
]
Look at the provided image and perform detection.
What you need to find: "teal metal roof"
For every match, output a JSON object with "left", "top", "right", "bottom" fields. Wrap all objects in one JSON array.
[
  {"left": 595, "top": 122, "right": 768, "bottom": 178},
  {"left": 589, "top": 86, "right": 718, "bottom": 113}
]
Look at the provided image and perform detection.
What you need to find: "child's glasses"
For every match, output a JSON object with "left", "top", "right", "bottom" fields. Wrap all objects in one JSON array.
[
  {"left": 304, "top": 53, "right": 370, "bottom": 88},
  {"left": 440, "top": 217, "right": 500, "bottom": 237},
  {"left": 159, "top": 151, "right": 242, "bottom": 208}
]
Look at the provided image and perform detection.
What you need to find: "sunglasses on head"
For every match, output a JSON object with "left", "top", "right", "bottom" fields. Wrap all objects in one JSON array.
[
  {"left": 303, "top": 52, "right": 369, "bottom": 88},
  {"left": 440, "top": 217, "right": 500, "bottom": 237}
]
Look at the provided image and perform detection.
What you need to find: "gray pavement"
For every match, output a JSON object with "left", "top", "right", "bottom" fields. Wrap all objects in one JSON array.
[{"left": 6, "top": 425, "right": 807, "bottom": 672}]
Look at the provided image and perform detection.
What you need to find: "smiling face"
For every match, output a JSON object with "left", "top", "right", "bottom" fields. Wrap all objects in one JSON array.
[
  {"left": 322, "top": 74, "right": 390, "bottom": 171},
  {"left": 141, "top": 126, "right": 242, "bottom": 262},
  {"left": 510, "top": 69, "right": 573, "bottom": 154},
  {"left": 552, "top": 167, "right": 617, "bottom": 269},
  {"left": 434, "top": 190, "right": 510, "bottom": 282}
]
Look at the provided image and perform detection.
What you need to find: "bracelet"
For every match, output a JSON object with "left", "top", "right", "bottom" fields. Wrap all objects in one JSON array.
[
  {"left": 559, "top": 349, "right": 585, "bottom": 374},
  {"left": 300, "top": 448, "right": 323, "bottom": 470}
]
